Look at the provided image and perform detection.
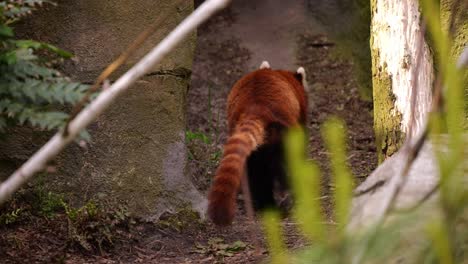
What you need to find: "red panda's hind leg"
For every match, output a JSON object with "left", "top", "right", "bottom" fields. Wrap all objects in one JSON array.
[{"left": 246, "top": 141, "right": 287, "bottom": 212}]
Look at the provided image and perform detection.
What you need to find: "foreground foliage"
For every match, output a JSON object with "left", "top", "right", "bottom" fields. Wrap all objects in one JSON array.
[
  {"left": 0, "top": 0, "right": 89, "bottom": 133},
  {"left": 262, "top": 0, "right": 467, "bottom": 263}
]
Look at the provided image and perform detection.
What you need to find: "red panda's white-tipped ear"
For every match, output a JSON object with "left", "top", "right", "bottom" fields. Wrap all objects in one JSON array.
[
  {"left": 259, "top": 61, "right": 270, "bottom": 69},
  {"left": 296, "top": 67, "right": 306, "bottom": 79},
  {"left": 296, "top": 67, "right": 309, "bottom": 92}
]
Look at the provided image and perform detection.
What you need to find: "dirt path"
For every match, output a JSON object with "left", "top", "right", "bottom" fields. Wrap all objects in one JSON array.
[
  {"left": 0, "top": 2, "right": 376, "bottom": 263},
  {"left": 225, "top": 0, "right": 323, "bottom": 70},
  {"left": 184, "top": 0, "right": 376, "bottom": 263}
]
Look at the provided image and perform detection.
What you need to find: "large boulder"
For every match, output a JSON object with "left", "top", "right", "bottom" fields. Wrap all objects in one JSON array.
[{"left": 0, "top": 0, "right": 206, "bottom": 220}]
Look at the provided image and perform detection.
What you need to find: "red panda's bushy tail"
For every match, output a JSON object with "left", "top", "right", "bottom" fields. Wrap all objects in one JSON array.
[{"left": 207, "top": 117, "right": 265, "bottom": 226}]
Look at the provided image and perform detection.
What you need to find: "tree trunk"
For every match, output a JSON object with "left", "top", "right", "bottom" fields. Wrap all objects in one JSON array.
[
  {"left": 350, "top": 0, "right": 467, "bottom": 232},
  {"left": 0, "top": 0, "right": 207, "bottom": 220},
  {"left": 370, "top": 0, "right": 434, "bottom": 163}
]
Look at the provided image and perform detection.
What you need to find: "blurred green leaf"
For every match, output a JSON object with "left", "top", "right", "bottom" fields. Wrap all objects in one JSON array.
[
  {"left": 262, "top": 210, "right": 288, "bottom": 264},
  {"left": 0, "top": 1, "right": 91, "bottom": 140},
  {"left": 0, "top": 51, "right": 17, "bottom": 64},
  {"left": 322, "top": 118, "right": 354, "bottom": 231},
  {"left": 285, "top": 127, "right": 326, "bottom": 241},
  {"left": 15, "top": 40, "right": 73, "bottom": 58},
  {"left": 427, "top": 220, "right": 454, "bottom": 264},
  {"left": 0, "top": 24, "right": 13, "bottom": 37},
  {"left": 422, "top": 0, "right": 466, "bottom": 220}
]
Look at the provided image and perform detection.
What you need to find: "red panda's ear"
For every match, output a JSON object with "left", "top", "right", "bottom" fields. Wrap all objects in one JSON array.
[
  {"left": 295, "top": 67, "right": 309, "bottom": 92},
  {"left": 259, "top": 61, "right": 271, "bottom": 69}
]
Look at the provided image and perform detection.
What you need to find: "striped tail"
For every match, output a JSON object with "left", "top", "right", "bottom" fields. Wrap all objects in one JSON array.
[{"left": 208, "top": 118, "right": 265, "bottom": 226}]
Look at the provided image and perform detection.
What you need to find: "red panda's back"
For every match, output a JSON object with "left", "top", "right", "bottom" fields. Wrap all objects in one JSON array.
[{"left": 227, "top": 69, "right": 307, "bottom": 133}]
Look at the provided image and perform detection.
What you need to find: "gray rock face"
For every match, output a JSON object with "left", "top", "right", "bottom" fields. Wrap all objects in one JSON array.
[
  {"left": 1, "top": 0, "right": 207, "bottom": 220},
  {"left": 349, "top": 141, "right": 440, "bottom": 230},
  {"left": 349, "top": 136, "right": 468, "bottom": 231}
]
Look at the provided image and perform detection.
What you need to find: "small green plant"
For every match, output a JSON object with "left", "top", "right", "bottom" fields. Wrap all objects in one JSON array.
[
  {"left": 17, "top": 174, "right": 65, "bottom": 218},
  {"left": 186, "top": 129, "right": 222, "bottom": 164},
  {"left": 157, "top": 208, "right": 204, "bottom": 232},
  {"left": 210, "top": 149, "right": 222, "bottom": 162},
  {"left": 61, "top": 201, "right": 131, "bottom": 253},
  {"left": 36, "top": 190, "right": 63, "bottom": 218},
  {"left": 0, "top": 208, "right": 22, "bottom": 225},
  {"left": 192, "top": 238, "right": 248, "bottom": 257},
  {"left": 61, "top": 200, "right": 90, "bottom": 222},
  {"left": 186, "top": 130, "right": 211, "bottom": 144},
  {"left": 186, "top": 129, "right": 212, "bottom": 163}
]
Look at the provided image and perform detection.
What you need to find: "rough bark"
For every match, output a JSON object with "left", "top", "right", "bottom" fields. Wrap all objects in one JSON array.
[
  {"left": 370, "top": 0, "right": 434, "bottom": 162},
  {"left": 350, "top": 0, "right": 467, "bottom": 239},
  {"left": 440, "top": 0, "right": 468, "bottom": 128},
  {"left": 0, "top": 0, "right": 207, "bottom": 220}
]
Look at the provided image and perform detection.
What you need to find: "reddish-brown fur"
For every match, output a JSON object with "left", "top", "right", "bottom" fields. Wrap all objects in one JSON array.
[{"left": 207, "top": 68, "right": 308, "bottom": 226}]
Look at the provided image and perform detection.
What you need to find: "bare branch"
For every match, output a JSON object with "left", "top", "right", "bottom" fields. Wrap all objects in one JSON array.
[{"left": 0, "top": 0, "right": 231, "bottom": 204}]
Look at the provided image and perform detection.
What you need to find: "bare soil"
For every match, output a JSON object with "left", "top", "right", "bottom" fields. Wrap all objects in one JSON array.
[{"left": 0, "top": 1, "right": 376, "bottom": 263}]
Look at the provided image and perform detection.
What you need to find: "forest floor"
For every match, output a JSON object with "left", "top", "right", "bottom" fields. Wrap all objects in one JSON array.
[{"left": 0, "top": 1, "right": 376, "bottom": 263}]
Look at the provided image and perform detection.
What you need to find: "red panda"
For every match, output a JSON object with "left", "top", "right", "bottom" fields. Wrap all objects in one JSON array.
[{"left": 207, "top": 61, "right": 309, "bottom": 226}]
